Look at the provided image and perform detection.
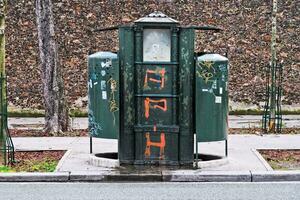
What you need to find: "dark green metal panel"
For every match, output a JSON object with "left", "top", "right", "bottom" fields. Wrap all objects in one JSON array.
[
  {"left": 132, "top": 24, "right": 180, "bottom": 164},
  {"left": 119, "top": 26, "right": 135, "bottom": 163},
  {"left": 118, "top": 14, "right": 196, "bottom": 165},
  {"left": 195, "top": 54, "right": 228, "bottom": 142},
  {"left": 88, "top": 52, "right": 119, "bottom": 139},
  {"left": 178, "top": 28, "right": 195, "bottom": 164}
]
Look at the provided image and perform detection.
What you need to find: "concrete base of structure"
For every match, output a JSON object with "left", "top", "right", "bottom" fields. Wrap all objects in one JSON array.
[
  {"left": 89, "top": 152, "right": 228, "bottom": 169},
  {"left": 195, "top": 156, "right": 229, "bottom": 169},
  {"left": 89, "top": 153, "right": 120, "bottom": 168}
]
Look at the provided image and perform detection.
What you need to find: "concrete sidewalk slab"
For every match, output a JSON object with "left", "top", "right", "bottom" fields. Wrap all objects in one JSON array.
[
  {"left": 8, "top": 115, "right": 300, "bottom": 129},
  {"left": 11, "top": 135, "right": 300, "bottom": 172},
  {"left": 3, "top": 134, "right": 299, "bottom": 182}
]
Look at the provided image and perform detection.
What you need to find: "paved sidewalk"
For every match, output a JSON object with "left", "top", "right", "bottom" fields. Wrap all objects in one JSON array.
[
  {"left": 3, "top": 116, "right": 300, "bottom": 182},
  {"left": 11, "top": 135, "right": 300, "bottom": 172},
  {"left": 8, "top": 115, "right": 300, "bottom": 130},
  {"left": 0, "top": 134, "right": 298, "bottom": 182}
]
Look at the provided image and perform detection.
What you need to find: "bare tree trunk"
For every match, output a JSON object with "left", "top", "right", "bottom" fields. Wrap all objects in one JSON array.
[
  {"left": 0, "top": 0, "right": 6, "bottom": 165},
  {"left": 36, "top": 0, "right": 70, "bottom": 134},
  {"left": 269, "top": 0, "right": 277, "bottom": 132}
]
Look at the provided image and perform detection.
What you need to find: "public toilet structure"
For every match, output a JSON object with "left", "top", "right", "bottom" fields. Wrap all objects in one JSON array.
[{"left": 88, "top": 12, "right": 229, "bottom": 165}]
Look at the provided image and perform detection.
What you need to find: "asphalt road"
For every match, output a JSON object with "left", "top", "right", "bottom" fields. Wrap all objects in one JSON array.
[{"left": 0, "top": 182, "right": 299, "bottom": 200}]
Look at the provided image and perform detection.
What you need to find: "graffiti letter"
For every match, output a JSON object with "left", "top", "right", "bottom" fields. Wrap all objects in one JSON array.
[
  {"left": 145, "top": 132, "right": 165, "bottom": 159},
  {"left": 144, "top": 68, "right": 166, "bottom": 89},
  {"left": 144, "top": 98, "right": 167, "bottom": 119}
]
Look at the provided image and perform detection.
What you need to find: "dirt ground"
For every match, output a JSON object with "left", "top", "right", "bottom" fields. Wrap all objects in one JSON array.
[
  {"left": 9, "top": 129, "right": 88, "bottom": 137},
  {"left": 229, "top": 128, "right": 300, "bottom": 135},
  {"left": 1, "top": 150, "right": 65, "bottom": 172},
  {"left": 259, "top": 149, "right": 300, "bottom": 170}
]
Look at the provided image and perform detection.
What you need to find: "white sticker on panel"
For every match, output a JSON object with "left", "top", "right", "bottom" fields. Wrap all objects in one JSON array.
[
  {"left": 215, "top": 96, "right": 222, "bottom": 104},
  {"left": 101, "top": 81, "right": 106, "bottom": 90},
  {"left": 212, "top": 80, "right": 217, "bottom": 89},
  {"left": 102, "top": 91, "right": 107, "bottom": 100}
]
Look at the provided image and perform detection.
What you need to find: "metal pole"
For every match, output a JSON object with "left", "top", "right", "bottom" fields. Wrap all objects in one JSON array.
[
  {"left": 90, "top": 136, "right": 93, "bottom": 154},
  {"left": 225, "top": 139, "right": 228, "bottom": 157},
  {"left": 195, "top": 134, "right": 198, "bottom": 168}
]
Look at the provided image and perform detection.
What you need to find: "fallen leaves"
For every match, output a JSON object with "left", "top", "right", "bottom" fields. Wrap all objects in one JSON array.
[{"left": 5, "top": 0, "right": 300, "bottom": 109}]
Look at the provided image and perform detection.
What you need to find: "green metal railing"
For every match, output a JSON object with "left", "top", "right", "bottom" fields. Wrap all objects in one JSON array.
[
  {"left": 0, "top": 75, "right": 14, "bottom": 165},
  {"left": 262, "top": 62, "right": 283, "bottom": 134}
]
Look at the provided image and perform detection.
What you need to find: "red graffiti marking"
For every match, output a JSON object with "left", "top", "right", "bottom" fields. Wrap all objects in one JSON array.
[
  {"left": 144, "top": 68, "right": 166, "bottom": 89},
  {"left": 143, "top": 68, "right": 168, "bottom": 160},
  {"left": 145, "top": 132, "right": 165, "bottom": 159},
  {"left": 144, "top": 98, "right": 167, "bottom": 119}
]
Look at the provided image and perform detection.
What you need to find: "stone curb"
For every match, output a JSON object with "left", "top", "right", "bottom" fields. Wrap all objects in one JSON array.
[
  {"left": 1, "top": 171, "right": 300, "bottom": 182},
  {"left": 162, "top": 170, "right": 251, "bottom": 182},
  {"left": 55, "top": 150, "right": 72, "bottom": 172},
  {"left": 251, "top": 149, "right": 273, "bottom": 171},
  {"left": 68, "top": 171, "right": 162, "bottom": 182},
  {"left": 105, "top": 173, "right": 162, "bottom": 182},
  {"left": 69, "top": 171, "right": 108, "bottom": 182},
  {"left": 251, "top": 171, "right": 300, "bottom": 182},
  {"left": 0, "top": 172, "right": 69, "bottom": 182}
]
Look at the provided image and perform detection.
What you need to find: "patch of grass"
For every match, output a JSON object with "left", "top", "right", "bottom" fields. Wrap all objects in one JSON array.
[
  {"left": 8, "top": 108, "right": 88, "bottom": 118},
  {"left": 229, "top": 109, "right": 300, "bottom": 115},
  {"left": 8, "top": 109, "right": 45, "bottom": 117},
  {"left": 13, "top": 159, "right": 58, "bottom": 172},
  {"left": 0, "top": 165, "right": 14, "bottom": 172},
  {"left": 11, "top": 158, "right": 59, "bottom": 172},
  {"left": 281, "top": 110, "right": 300, "bottom": 115},
  {"left": 268, "top": 159, "right": 300, "bottom": 171},
  {"left": 69, "top": 108, "right": 87, "bottom": 117},
  {"left": 1, "top": 151, "right": 64, "bottom": 173},
  {"left": 259, "top": 149, "right": 300, "bottom": 170},
  {"left": 229, "top": 109, "right": 263, "bottom": 115}
]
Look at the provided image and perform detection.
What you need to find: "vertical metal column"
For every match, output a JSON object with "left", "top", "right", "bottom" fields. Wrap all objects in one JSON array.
[
  {"left": 179, "top": 28, "right": 195, "bottom": 165},
  {"left": 225, "top": 140, "right": 228, "bottom": 157},
  {"left": 119, "top": 26, "right": 135, "bottom": 163},
  {"left": 0, "top": 75, "right": 14, "bottom": 165},
  {"left": 89, "top": 136, "right": 93, "bottom": 154},
  {"left": 195, "top": 134, "right": 198, "bottom": 168}
]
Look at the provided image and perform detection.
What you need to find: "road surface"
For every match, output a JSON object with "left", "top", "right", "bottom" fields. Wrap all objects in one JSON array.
[{"left": 0, "top": 182, "right": 299, "bottom": 200}]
